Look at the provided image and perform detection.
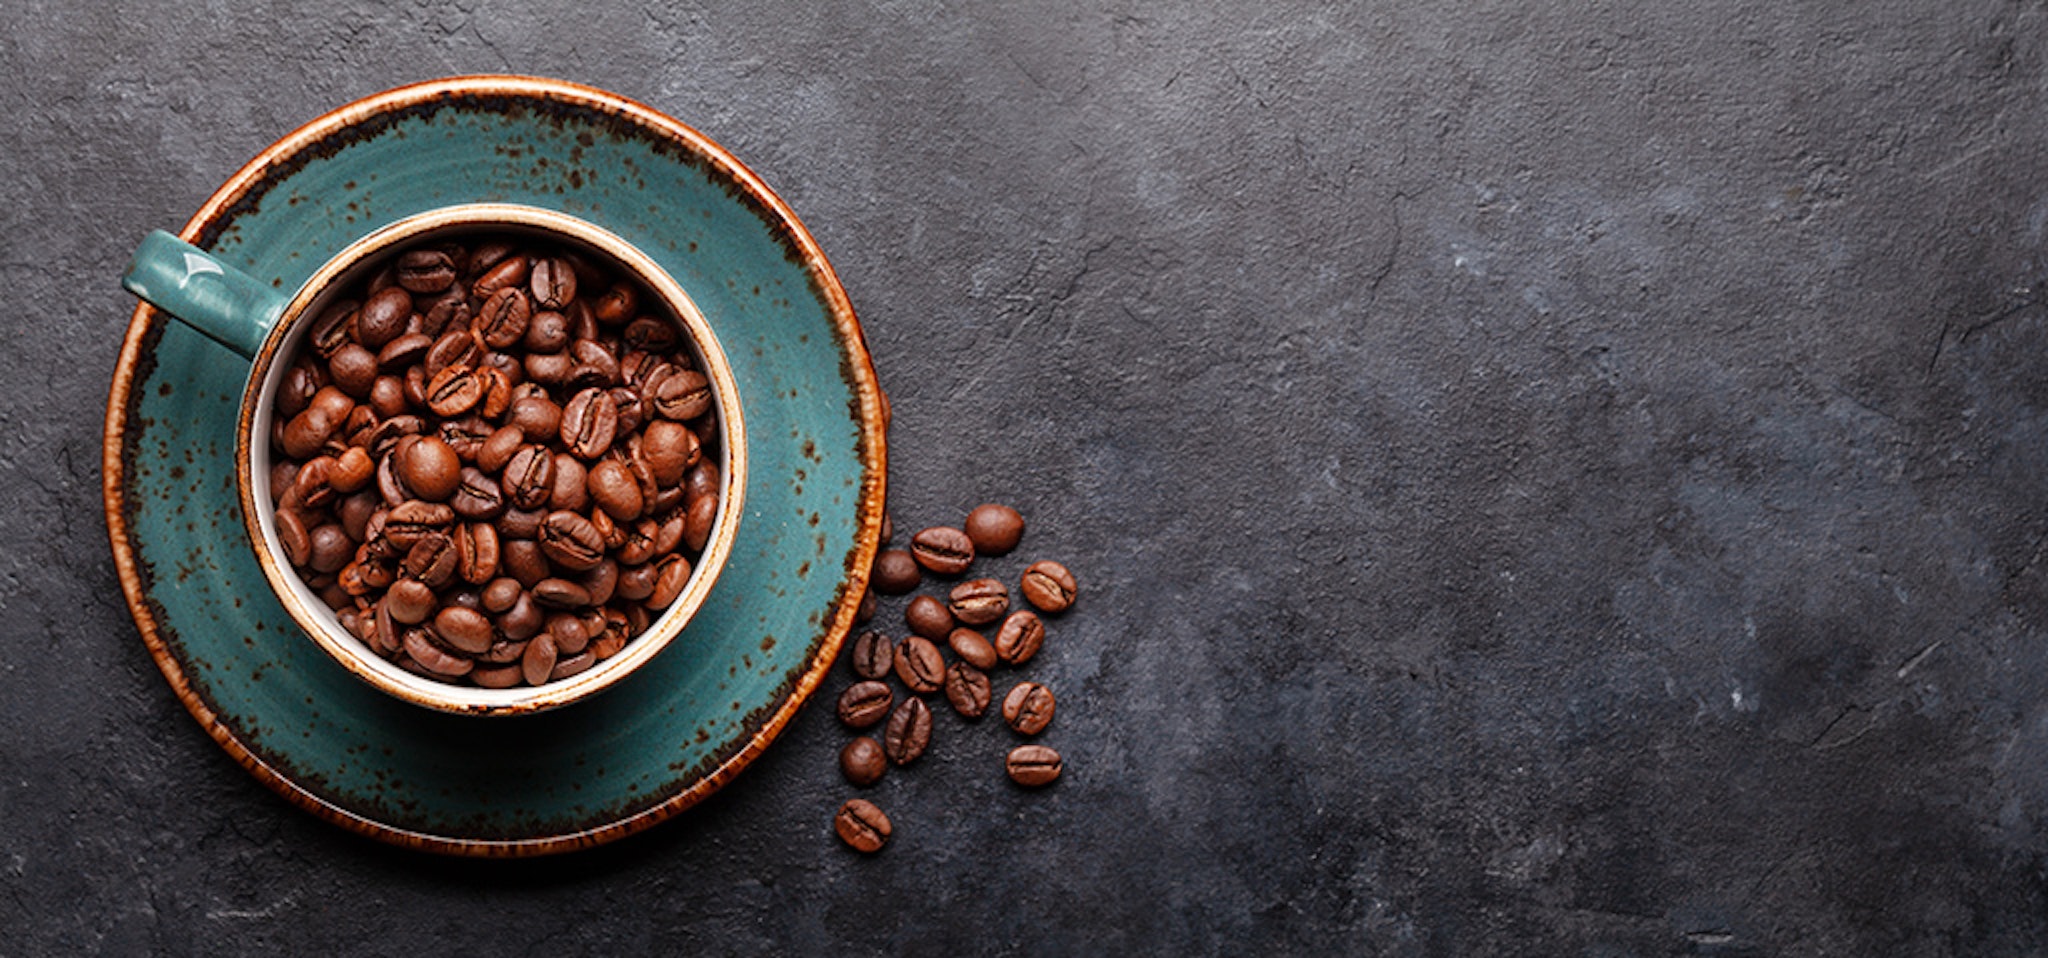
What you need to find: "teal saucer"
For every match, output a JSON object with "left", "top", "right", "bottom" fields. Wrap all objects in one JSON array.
[{"left": 102, "top": 77, "right": 886, "bottom": 855}]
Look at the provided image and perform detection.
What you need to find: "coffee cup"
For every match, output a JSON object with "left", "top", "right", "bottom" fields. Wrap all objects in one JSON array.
[{"left": 121, "top": 202, "right": 747, "bottom": 715}]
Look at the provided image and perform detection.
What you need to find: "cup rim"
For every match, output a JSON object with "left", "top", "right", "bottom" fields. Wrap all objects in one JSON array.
[{"left": 240, "top": 202, "right": 749, "bottom": 715}]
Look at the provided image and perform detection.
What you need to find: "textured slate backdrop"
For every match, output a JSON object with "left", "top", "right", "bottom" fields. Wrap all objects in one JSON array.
[{"left": 7, "top": 1, "right": 2048, "bottom": 954}]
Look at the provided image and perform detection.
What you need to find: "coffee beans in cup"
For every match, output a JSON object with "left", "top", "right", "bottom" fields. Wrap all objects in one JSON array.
[{"left": 272, "top": 235, "right": 722, "bottom": 688}]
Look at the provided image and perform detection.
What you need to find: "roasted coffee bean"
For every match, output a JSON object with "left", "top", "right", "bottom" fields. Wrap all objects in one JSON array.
[
  {"left": 904, "top": 595, "right": 954, "bottom": 641},
  {"left": 835, "top": 798, "right": 890, "bottom": 853},
  {"left": 354, "top": 289, "right": 410, "bottom": 353},
  {"left": 893, "top": 636, "right": 945, "bottom": 694},
  {"left": 948, "top": 628, "right": 998, "bottom": 671},
  {"left": 1006, "top": 745, "right": 1062, "bottom": 786},
  {"left": 910, "top": 526, "right": 975, "bottom": 576},
  {"left": 470, "top": 664, "right": 524, "bottom": 688},
  {"left": 871, "top": 549, "right": 920, "bottom": 595},
  {"left": 521, "top": 633, "right": 559, "bottom": 686},
  {"left": 455, "top": 522, "right": 500, "bottom": 584},
  {"left": 587, "top": 458, "right": 643, "bottom": 521},
  {"left": 425, "top": 364, "right": 484, "bottom": 417},
  {"left": 840, "top": 737, "right": 887, "bottom": 787},
  {"left": 539, "top": 510, "right": 605, "bottom": 571},
  {"left": 384, "top": 500, "right": 454, "bottom": 550},
  {"left": 880, "top": 511, "right": 894, "bottom": 543},
  {"left": 855, "top": 589, "right": 877, "bottom": 624},
  {"left": 651, "top": 369, "right": 711, "bottom": 420},
  {"left": 994, "top": 610, "right": 1045, "bottom": 665},
  {"left": 402, "top": 533, "right": 459, "bottom": 587},
  {"left": 882, "top": 697, "right": 933, "bottom": 767},
  {"left": 290, "top": 457, "right": 337, "bottom": 511},
  {"left": 683, "top": 493, "right": 718, "bottom": 554},
  {"left": 548, "top": 650, "right": 596, "bottom": 682},
  {"left": 560, "top": 387, "right": 617, "bottom": 459},
  {"left": 945, "top": 661, "right": 992, "bottom": 718},
  {"left": 431, "top": 606, "right": 495, "bottom": 655},
  {"left": 1002, "top": 682, "right": 1055, "bottom": 735},
  {"left": 1019, "top": 561, "right": 1077, "bottom": 613},
  {"left": 375, "top": 332, "right": 433, "bottom": 372},
  {"left": 524, "top": 310, "right": 571, "bottom": 353},
  {"left": 383, "top": 577, "right": 436, "bottom": 625},
  {"left": 524, "top": 350, "right": 573, "bottom": 386},
  {"left": 278, "top": 364, "right": 321, "bottom": 420},
  {"left": 579, "top": 559, "right": 619, "bottom": 606},
  {"left": 549, "top": 453, "right": 590, "bottom": 511},
  {"left": 530, "top": 256, "right": 577, "bottom": 309},
  {"left": 424, "top": 328, "right": 483, "bottom": 378},
  {"left": 396, "top": 248, "right": 456, "bottom": 294},
  {"left": 545, "top": 613, "right": 591, "bottom": 655},
  {"left": 481, "top": 577, "right": 523, "bottom": 614},
  {"left": 274, "top": 508, "right": 312, "bottom": 567},
  {"left": 609, "top": 387, "right": 647, "bottom": 436},
  {"left": 496, "top": 592, "right": 544, "bottom": 641},
  {"left": 837, "top": 680, "right": 893, "bottom": 728},
  {"left": 472, "top": 253, "right": 529, "bottom": 299},
  {"left": 307, "top": 524, "right": 353, "bottom": 574},
  {"left": 684, "top": 461, "right": 720, "bottom": 503},
  {"left": 474, "top": 365, "right": 513, "bottom": 419},
  {"left": 477, "top": 424, "right": 524, "bottom": 473},
  {"left": 329, "top": 343, "right": 378, "bottom": 398},
  {"left": 593, "top": 282, "right": 638, "bottom": 325},
  {"left": 449, "top": 467, "right": 507, "bottom": 521},
  {"left": 405, "top": 628, "right": 474, "bottom": 677},
  {"left": 639, "top": 420, "right": 699, "bottom": 487},
  {"left": 331, "top": 447, "right": 374, "bottom": 494},
  {"left": 534, "top": 577, "right": 593, "bottom": 609},
  {"left": 948, "top": 578, "right": 1009, "bottom": 626},
  {"left": 368, "top": 375, "right": 408, "bottom": 418},
  {"left": 476, "top": 287, "right": 533, "bottom": 349},
  {"left": 398, "top": 435, "right": 461, "bottom": 502},
  {"left": 648, "top": 554, "right": 691, "bottom": 609},
  {"left": 623, "top": 316, "right": 679, "bottom": 352},
  {"left": 281, "top": 386, "right": 353, "bottom": 459},
  {"left": 308, "top": 300, "right": 356, "bottom": 357},
  {"left": 847, "top": 631, "right": 893, "bottom": 680},
  {"left": 502, "top": 445, "right": 555, "bottom": 510},
  {"left": 964, "top": 503, "right": 1025, "bottom": 555},
  {"left": 616, "top": 518, "right": 659, "bottom": 566},
  {"left": 615, "top": 561, "right": 658, "bottom": 601}
]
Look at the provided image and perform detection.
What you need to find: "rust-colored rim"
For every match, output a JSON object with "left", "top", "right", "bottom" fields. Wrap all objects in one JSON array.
[{"left": 101, "top": 75, "right": 887, "bottom": 857}]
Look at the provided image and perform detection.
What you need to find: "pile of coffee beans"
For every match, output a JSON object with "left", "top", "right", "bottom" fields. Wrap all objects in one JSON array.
[
  {"left": 266, "top": 234, "right": 722, "bottom": 688},
  {"left": 831, "top": 502, "right": 1075, "bottom": 853}
]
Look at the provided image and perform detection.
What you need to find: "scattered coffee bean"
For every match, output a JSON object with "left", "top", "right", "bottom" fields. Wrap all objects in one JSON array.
[
  {"left": 837, "top": 680, "right": 893, "bottom": 728},
  {"left": 1020, "top": 560, "right": 1077, "bottom": 612},
  {"left": 948, "top": 577, "right": 1009, "bottom": 626},
  {"left": 870, "top": 548, "right": 921, "bottom": 595},
  {"left": 835, "top": 798, "right": 891, "bottom": 853},
  {"left": 847, "top": 630, "right": 893, "bottom": 680},
  {"left": 909, "top": 525, "right": 975, "bottom": 576},
  {"left": 883, "top": 696, "right": 932, "bottom": 765},
  {"left": 947, "top": 627, "right": 997, "bottom": 670},
  {"left": 840, "top": 737, "right": 886, "bottom": 787},
  {"left": 945, "top": 661, "right": 992, "bottom": 718},
  {"left": 1005, "top": 745, "right": 1062, "bottom": 787},
  {"left": 1002, "top": 681, "right": 1055, "bottom": 735},
  {"left": 963, "top": 503, "right": 1024, "bottom": 555},
  {"left": 893, "top": 636, "right": 945, "bottom": 694},
  {"left": 994, "top": 609, "right": 1046, "bottom": 665},
  {"left": 904, "top": 595, "right": 954, "bottom": 641}
]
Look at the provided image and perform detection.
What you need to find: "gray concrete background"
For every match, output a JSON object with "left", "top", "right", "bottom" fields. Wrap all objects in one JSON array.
[{"left": 6, "top": 1, "right": 2048, "bottom": 954}]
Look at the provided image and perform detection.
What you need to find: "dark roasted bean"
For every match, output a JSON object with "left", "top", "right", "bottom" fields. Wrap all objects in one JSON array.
[
  {"left": 994, "top": 610, "right": 1046, "bottom": 665},
  {"left": 946, "top": 661, "right": 993, "bottom": 718},
  {"left": 837, "top": 680, "right": 893, "bottom": 728},
  {"left": 893, "top": 636, "right": 945, "bottom": 694},
  {"left": 883, "top": 697, "right": 932, "bottom": 766},
  {"left": 834, "top": 798, "right": 890, "bottom": 853},
  {"left": 1006, "top": 745, "right": 1062, "bottom": 786}
]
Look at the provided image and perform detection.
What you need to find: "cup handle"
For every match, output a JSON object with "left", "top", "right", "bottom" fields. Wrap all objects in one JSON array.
[{"left": 122, "top": 230, "right": 287, "bottom": 359}]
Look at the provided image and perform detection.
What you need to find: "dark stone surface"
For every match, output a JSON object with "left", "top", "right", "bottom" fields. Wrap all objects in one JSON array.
[{"left": 6, "top": 1, "right": 2048, "bottom": 953}]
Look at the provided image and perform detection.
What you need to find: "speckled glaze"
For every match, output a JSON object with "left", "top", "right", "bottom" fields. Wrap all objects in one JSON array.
[{"left": 102, "top": 76, "right": 887, "bottom": 855}]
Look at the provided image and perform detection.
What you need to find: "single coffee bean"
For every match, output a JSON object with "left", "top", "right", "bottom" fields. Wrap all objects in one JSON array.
[
  {"left": 307, "top": 524, "right": 353, "bottom": 574},
  {"left": 383, "top": 578, "right": 437, "bottom": 626},
  {"left": 368, "top": 375, "right": 407, "bottom": 418},
  {"left": 855, "top": 589, "right": 876, "bottom": 624},
  {"left": 477, "top": 424, "right": 524, "bottom": 473},
  {"left": 501, "top": 445, "right": 555, "bottom": 510},
  {"left": 402, "top": 533, "right": 458, "bottom": 588},
  {"left": 963, "top": 503, "right": 1025, "bottom": 555},
  {"left": 682, "top": 492, "right": 718, "bottom": 554},
  {"left": 993, "top": 610, "right": 1046, "bottom": 665},
  {"left": 587, "top": 458, "right": 644, "bottom": 521},
  {"left": 549, "top": 650, "right": 597, "bottom": 681},
  {"left": 530, "top": 256, "right": 578, "bottom": 309},
  {"left": 425, "top": 364, "right": 485, "bottom": 417},
  {"left": 538, "top": 510, "right": 605, "bottom": 571},
  {"left": 883, "top": 697, "right": 932, "bottom": 766},
  {"left": 501, "top": 538, "right": 550, "bottom": 587},
  {"left": 330, "top": 446, "right": 374, "bottom": 493},
  {"left": 1006, "top": 745, "right": 1062, "bottom": 787},
  {"left": 579, "top": 559, "right": 619, "bottom": 607},
  {"left": 470, "top": 664, "right": 524, "bottom": 689},
  {"left": 548, "top": 453, "right": 590, "bottom": 512},
  {"left": 404, "top": 628, "right": 474, "bottom": 677},
  {"left": 948, "top": 578, "right": 1009, "bottom": 626},
  {"left": 880, "top": 511, "right": 894, "bottom": 543},
  {"left": 524, "top": 309, "right": 571, "bottom": 353},
  {"left": 432, "top": 606, "right": 495, "bottom": 655},
  {"left": 328, "top": 343, "right": 378, "bottom": 398},
  {"left": 909, "top": 526, "right": 975, "bottom": 576},
  {"left": 615, "top": 518, "right": 659, "bottom": 566},
  {"left": 847, "top": 630, "right": 893, "bottom": 679},
  {"left": 423, "top": 328, "right": 482, "bottom": 378},
  {"left": 475, "top": 287, "right": 532, "bottom": 349},
  {"left": 278, "top": 364, "right": 321, "bottom": 419},
  {"left": 1020, "top": 560, "right": 1077, "bottom": 612},
  {"left": 893, "top": 636, "right": 945, "bottom": 693},
  {"left": 870, "top": 548, "right": 920, "bottom": 595},
  {"left": 945, "top": 661, "right": 992, "bottom": 719},
  {"left": 273, "top": 508, "right": 313, "bottom": 566},
  {"left": 647, "top": 554, "right": 691, "bottom": 609},
  {"left": 480, "top": 577, "right": 523, "bottom": 614},
  {"left": 904, "top": 595, "right": 954, "bottom": 641},
  {"left": 560, "top": 387, "right": 618, "bottom": 460},
  {"left": 308, "top": 300, "right": 356, "bottom": 357},
  {"left": 395, "top": 248, "right": 456, "bottom": 294},
  {"left": 398, "top": 435, "right": 462, "bottom": 502},
  {"left": 834, "top": 798, "right": 890, "bottom": 853},
  {"left": 1002, "top": 682, "right": 1056, "bottom": 735},
  {"left": 615, "top": 561, "right": 658, "bottom": 601},
  {"left": 837, "top": 680, "right": 893, "bottom": 728},
  {"left": 281, "top": 386, "right": 353, "bottom": 459},
  {"left": 840, "top": 737, "right": 887, "bottom": 787},
  {"left": 593, "top": 282, "right": 638, "bottom": 325},
  {"left": 455, "top": 522, "right": 500, "bottom": 584},
  {"left": 521, "top": 632, "right": 559, "bottom": 687},
  {"left": 639, "top": 420, "right": 699, "bottom": 486},
  {"left": 376, "top": 332, "right": 433, "bottom": 372},
  {"left": 545, "top": 613, "right": 591, "bottom": 655},
  {"left": 472, "top": 252, "right": 529, "bottom": 300},
  {"left": 948, "top": 628, "right": 997, "bottom": 670},
  {"left": 651, "top": 369, "right": 711, "bottom": 421},
  {"left": 449, "top": 467, "right": 507, "bottom": 522},
  {"left": 534, "top": 577, "right": 594, "bottom": 609},
  {"left": 567, "top": 339, "right": 621, "bottom": 391},
  {"left": 384, "top": 499, "right": 455, "bottom": 550}
]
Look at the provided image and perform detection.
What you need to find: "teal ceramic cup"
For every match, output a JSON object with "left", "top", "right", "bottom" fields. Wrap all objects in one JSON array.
[{"left": 121, "top": 203, "right": 748, "bottom": 716}]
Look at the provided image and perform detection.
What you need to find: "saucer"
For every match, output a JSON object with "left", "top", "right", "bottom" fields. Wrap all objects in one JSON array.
[{"left": 102, "top": 76, "right": 886, "bottom": 855}]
